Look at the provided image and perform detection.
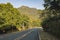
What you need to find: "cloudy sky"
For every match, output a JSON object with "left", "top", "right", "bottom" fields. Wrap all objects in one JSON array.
[{"left": 0, "top": 0, "right": 45, "bottom": 9}]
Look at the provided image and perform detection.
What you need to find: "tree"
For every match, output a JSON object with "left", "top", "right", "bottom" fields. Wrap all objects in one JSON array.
[
  {"left": 41, "top": 0, "right": 60, "bottom": 37},
  {"left": 0, "top": 3, "right": 23, "bottom": 33}
]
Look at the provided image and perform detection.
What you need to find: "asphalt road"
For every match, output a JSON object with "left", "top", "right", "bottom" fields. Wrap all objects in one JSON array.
[{"left": 0, "top": 28, "right": 40, "bottom": 40}]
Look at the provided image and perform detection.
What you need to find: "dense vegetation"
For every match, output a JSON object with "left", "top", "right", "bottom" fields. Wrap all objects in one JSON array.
[
  {"left": 0, "top": 3, "right": 30, "bottom": 33},
  {"left": 0, "top": 3, "right": 41, "bottom": 34},
  {"left": 18, "top": 6, "right": 40, "bottom": 27},
  {"left": 41, "top": 0, "right": 60, "bottom": 38}
]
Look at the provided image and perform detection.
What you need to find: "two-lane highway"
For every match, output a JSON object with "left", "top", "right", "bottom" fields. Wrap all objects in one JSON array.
[{"left": 0, "top": 28, "right": 40, "bottom": 40}]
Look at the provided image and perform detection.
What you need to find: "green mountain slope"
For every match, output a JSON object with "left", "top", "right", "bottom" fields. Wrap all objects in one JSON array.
[
  {"left": 18, "top": 6, "right": 39, "bottom": 19},
  {"left": 18, "top": 6, "right": 42, "bottom": 27}
]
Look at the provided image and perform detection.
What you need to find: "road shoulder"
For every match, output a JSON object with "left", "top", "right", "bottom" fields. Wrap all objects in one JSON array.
[{"left": 39, "top": 29, "right": 60, "bottom": 40}]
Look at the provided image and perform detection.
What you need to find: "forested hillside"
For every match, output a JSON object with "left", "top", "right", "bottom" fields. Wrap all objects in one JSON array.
[
  {"left": 0, "top": 3, "right": 42, "bottom": 34},
  {"left": 0, "top": 3, "right": 30, "bottom": 33},
  {"left": 18, "top": 6, "right": 41, "bottom": 27},
  {"left": 18, "top": 6, "right": 39, "bottom": 19}
]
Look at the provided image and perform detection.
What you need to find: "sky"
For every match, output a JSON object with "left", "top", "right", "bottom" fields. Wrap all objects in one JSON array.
[{"left": 0, "top": 0, "right": 45, "bottom": 10}]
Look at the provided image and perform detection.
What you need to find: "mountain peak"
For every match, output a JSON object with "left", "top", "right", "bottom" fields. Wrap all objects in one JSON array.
[
  {"left": 19, "top": 6, "right": 29, "bottom": 8},
  {"left": 18, "top": 6, "right": 37, "bottom": 10}
]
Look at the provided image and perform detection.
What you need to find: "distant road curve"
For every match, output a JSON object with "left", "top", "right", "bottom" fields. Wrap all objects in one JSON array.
[{"left": 0, "top": 28, "right": 41, "bottom": 40}]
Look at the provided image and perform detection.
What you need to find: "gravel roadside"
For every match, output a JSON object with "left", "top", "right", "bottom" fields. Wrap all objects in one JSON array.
[{"left": 39, "top": 29, "right": 60, "bottom": 40}]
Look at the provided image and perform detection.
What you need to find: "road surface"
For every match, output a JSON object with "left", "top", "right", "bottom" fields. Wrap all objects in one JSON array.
[{"left": 0, "top": 28, "right": 40, "bottom": 40}]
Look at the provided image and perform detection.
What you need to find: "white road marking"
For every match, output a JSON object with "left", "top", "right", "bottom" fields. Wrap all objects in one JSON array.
[{"left": 15, "top": 30, "right": 34, "bottom": 40}]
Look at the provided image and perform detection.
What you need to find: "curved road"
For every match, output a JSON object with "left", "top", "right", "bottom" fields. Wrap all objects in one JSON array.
[{"left": 0, "top": 28, "right": 40, "bottom": 40}]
